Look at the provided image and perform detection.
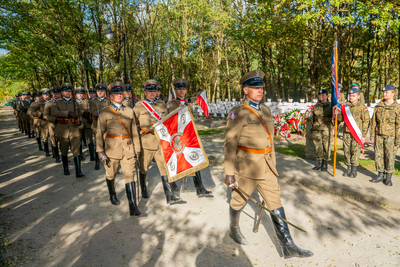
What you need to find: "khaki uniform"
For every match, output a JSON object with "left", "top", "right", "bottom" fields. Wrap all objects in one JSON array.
[
  {"left": 370, "top": 101, "right": 400, "bottom": 173},
  {"left": 44, "top": 99, "right": 61, "bottom": 147},
  {"left": 96, "top": 105, "right": 141, "bottom": 183},
  {"left": 28, "top": 100, "right": 49, "bottom": 142},
  {"left": 12, "top": 100, "right": 22, "bottom": 129},
  {"left": 51, "top": 99, "right": 82, "bottom": 157},
  {"left": 89, "top": 98, "right": 109, "bottom": 136},
  {"left": 134, "top": 100, "right": 168, "bottom": 176},
  {"left": 310, "top": 101, "right": 332, "bottom": 161},
  {"left": 76, "top": 99, "right": 93, "bottom": 144},
  {"left": 224, "top": 103, "right": 281, "bottom": 211},
  {"left": 122, "top": 98, "right": 134, "bottom": 109},
  {"left": 17, "top": 99, "right": 31, "bottom": 133}
]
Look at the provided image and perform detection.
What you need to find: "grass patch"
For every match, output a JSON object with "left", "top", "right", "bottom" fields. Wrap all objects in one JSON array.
[
  {"left": 275, "top": 144, "right": 305, "bottom": 158},
  {"left": 198, "top": 129, "right": 226, "bottom": 135}
]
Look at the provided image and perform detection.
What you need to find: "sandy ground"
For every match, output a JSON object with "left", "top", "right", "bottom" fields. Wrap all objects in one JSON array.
[{"left": 0, "top": 107, "right": 399, "bottom": 267}]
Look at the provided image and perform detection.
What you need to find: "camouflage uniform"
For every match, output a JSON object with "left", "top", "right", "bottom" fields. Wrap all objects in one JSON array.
[
  {"left": 310, "top": 101, "right": 332, "bottom": 161},
  {"left": 370, "top": 101, "right": 400, "bottom": 174}
]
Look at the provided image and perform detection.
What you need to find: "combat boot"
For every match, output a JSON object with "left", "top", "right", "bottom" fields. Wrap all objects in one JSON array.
[
  {"left": 320, "top": 160, "right": 328, "bottom": 172},
  {"left": 383, "top": 173, "right": 393, "bottom": 186},
  {"left": 271, "top": 207, "right": 314, "bottom": 259},
  {"left": 229, "top": 206, "right": 248, "bottom": 245},
  {"left": 342, "top": 165, "right": 351, "bottom": 176},
  {"left": 193, "top": 171, "right": 212, "bottom": 197},
  {"left": 36, "top": 137, "right": 43, "bottom": 151},
  {"left": 74, "top": 157, "right": 85, "bottom": 178},
  {"left": 139, "top": 172, "right": 149, "bottom": 198},
  {"left": 370, "top": 172, "right": 384, "bottom": 183},
  {"left": 43, "top": 142, "right": 51, "bottom": 157},
  {"left": 312, "top": 160, "right": 322, "bottom": 170},
  {"left": 53, "top": 146, "right": 61, "bottom": 163},
  {"left": 79, "top": 146, "right": 85, "bottom": 161},
  {"left": 161, "top": 175, "right": 183, "bottom": 204},
  {"left": 106, "top": 179, "right": 120, "bottom": 205},
  {"left": 88, "top": 143, "right": 95, "bottom": 161},
  {"left": 349, "top": 166, "right": 358, "bottom": 178},
  {"left": 27, "top": 130, "right": 31, "bottom": 137},
  {"left": 62, "top": 156, "right": 70, "bottom": 175},
  {"left": 125, "top": 182, "right": 141, "bottom": 216},
  {"left": 94, "top": 152, "right": 100, "bottom": 170}
]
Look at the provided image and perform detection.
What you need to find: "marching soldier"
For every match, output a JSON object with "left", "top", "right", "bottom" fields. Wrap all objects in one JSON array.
[
  {"left": 76, "top": 87, "right": 95, "bottom": 161},
  {"left": 122, "top": 83, "right": 134, "bottom": 108},
  {"left": 369, "top": 84, "right": 400, "bottom": 186},
  {"left": 310, "top": 89, "right": 332, "bottom": 172},
  {"left": 335, "top": 87, "right": 369, "bottom": 178},
  {"left": 28, "top": 92, "right": 44, "bottom": 151},
  {"left": 88, "top": 88, "right": 97, "bottom": 100},
  {"left": 90, "top": 83, "right": 109, "bottom": 170},
  {"left": 17, "top": 92, "right": 33, "bottom": 138},
  {"left": 51, "top": 83, "right": 85, "bottom": 178},
  {"left": 96, "top": 81, "right": 142, "bottom": 216},
  {"left": 166, "top": 78, "right": 213, "bottom": 197},
  {"left": 44, "top": 86, "right": 62, "bottom": 163},
  {"left": 13, "top": 94, "right": 23, "bottom": 132},
  {"left": 224, "top": 70, "right": 313, "bottom": 258},
  {"left": 134, "top": 80, "right": 182, "bottom": 204}
]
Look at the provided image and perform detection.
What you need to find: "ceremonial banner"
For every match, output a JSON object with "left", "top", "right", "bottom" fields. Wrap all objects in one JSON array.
[
  {"left": 153, "top": 106, "right": 209, "bottom": 182},
  {"left": 341, "top": 104, "right": 364, "bottom": 149},
  {"left": 196, "top": 90, "right": 209, "bottom": 118}
]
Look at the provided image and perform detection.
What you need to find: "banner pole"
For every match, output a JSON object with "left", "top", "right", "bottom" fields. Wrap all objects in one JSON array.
[{"left": 333, "top": 35, "right": 338, "bottom": 176}]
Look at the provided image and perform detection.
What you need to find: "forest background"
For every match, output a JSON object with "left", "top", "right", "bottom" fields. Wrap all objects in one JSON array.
[{"left": 0, "top": 0, "right": 399, "bottom": 105}]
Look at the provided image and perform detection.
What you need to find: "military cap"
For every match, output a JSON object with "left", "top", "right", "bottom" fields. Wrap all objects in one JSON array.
[
  {"left": 143, "top": 79, "right": 158, "bottom": 91},
  {"left": 75, "top": 87, "right": 86, "bottom": 94},
  {"left": 382, "top": 84, "right": 396, "bottom": 92},
  {"left": 173, "top": 78, "right": 188, "bottom": 89},
  {"left": 89, "top": 88, "right": 96, "bottom": 94},
  {"left": 349, "top": 87, "right": 360, "bottom": 94},
  {"left": 41, "top": 88, "right": 51, "bottom": 95},
  {"left": 125, "top": 84, "right": 133, "bottom": 92},
  {"left": 22, "top": 92, "right": 31, "bottom": 96},
  {"left": 352, "top": 83, "right": 360, "bottom": 89},
  {"left": 108, "top": 81, "right": 125, "bottom": 94},
  {"left": 156, "top": 81, "right": 162, "bottom": 91},
  {"left": 15, "top": 93, "right": 19, "bottom": 97},
  {"left": 240, "top": 70, "right": 265, "bottom": 87},
  {"left": 61, "top": 83, "right": 73, "bottom": 91},
  {"left": 34, "top": 91, "right": 42, "bottom": 97},
  {"left": 318, "top": 89, "right": 329, "bottom": 95},
  {"left": 95, "top": 83, "right": 107, "bottom": 91},
  {"left": 338, "top": 83, "right": 343, "bottom": 89},
  {"left": 51, "top": 86, "right": 61, "bottom": 94}
]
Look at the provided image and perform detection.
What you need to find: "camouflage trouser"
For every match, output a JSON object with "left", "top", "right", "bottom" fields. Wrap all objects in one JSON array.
[
  {"left": 312, "top": 130, "right": 331, "bottom": 161},
  {"left": 343, "top": 132, "right": 361, "bottom": 166},
  {"left": 375, "top": 135, "right": 396, "bottom": 174}
]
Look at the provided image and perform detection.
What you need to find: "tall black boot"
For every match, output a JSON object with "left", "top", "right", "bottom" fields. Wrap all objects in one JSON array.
[
  {"left": 51, "top": 144, "right": 56, "bottom": 158},
  {"left": 342, "top": 165, "right": 351, "bottom": 177},
  {"left": 193, "top": 171, "right": 212, "bottom": 196},
  {"left": 94, "top": 152, "right": 100, "bottom": 170},
  {"left": 27, "top": 130, "right": 30, "bottom": 137},
  {"left": 43, "top": 142, "right": 51, "bottom": 157},
  {"left": 229, "top": 206, "right": 248, "bottom": 245},
  {"left": 125, "top": 182, "right": 141, "bottom": 216},
  {"left": 82, "top": 133, "right": 87, "bottom": 146},
  {"left": 53, "top": 146, "right": 61, "bottom": 163},
  {"left": 161, "top": 175, "right": 183, "bottom": 204},
  {"left": 62, "top": 156, "right": 70, "bottom": 175},
  {"left": 79, "top": 145, "right": 85, "bottom": 161},
  {"left": 36, "top": 137, "right": 43, "bottom": 151},
  {"left": 171, "top": 181, "right": 180, "bottom": 194},
  {"left": 370, "top": 172, "right": 384, "bottom": 183},
  {"left": 139, "top": 172, "right": 149, "bottom": 198},
  {"left": 320, "top": 160, "right": 328, "bottom": 172},
  {"left": 349, "top": 166, "right": 358, "bottom": 178},
  {"left": 106, "top": 179, "right": 120, "bottom": 205},
  {"left": 271, "top": 207, "right": 314, "bottom": 259},
  {"left": 74, "top": 156, "right": 85, "bottom": 178},
  {"left": 89, "top": 143, "right": 95, "bottom": 161},
  {"left": 383, "top": 173, "right": 393, "bottom": 186},
  {"left": 31, "top": 130, "right": 35, "bottom": 138},
  {"left": 312, "top": 160, "right": 322, "bottom": 170}
]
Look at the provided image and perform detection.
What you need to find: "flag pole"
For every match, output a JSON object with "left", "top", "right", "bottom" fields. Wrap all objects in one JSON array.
[{"left": 333, "top": 34, "right": 338, "bottom": 176}]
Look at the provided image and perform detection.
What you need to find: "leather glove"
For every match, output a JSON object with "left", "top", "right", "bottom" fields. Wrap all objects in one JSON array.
[
  {"left": 98, "top": 152, "right": 109, "bottom": 163},
  {"left": 224, "top": 175, "right": 238, "bottom": 189},
  {"left": 68, "top": 111, "right": 78, "bottom": 118}
]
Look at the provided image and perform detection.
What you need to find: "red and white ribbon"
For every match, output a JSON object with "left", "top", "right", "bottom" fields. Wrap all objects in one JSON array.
[
  {"left": 141, "top": 101, "right": 162, "bottom": 121},
  {"left": 341, "top": 104, "right": 364, "bottom": 149}
]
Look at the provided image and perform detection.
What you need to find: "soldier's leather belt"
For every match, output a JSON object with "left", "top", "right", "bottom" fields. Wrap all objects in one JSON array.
[
  {"left": 93, "top": 116, "right": 98, "bottom": 120},
  {"left": 33, "top": 116, "right": 39, "bottom": 119},
  {"left": 140, "top": 129, "right": 154, "bottom": 135},
  {"left": 57, "top": 118, "right": 78, "bottom": 124},
  {"left": 106, "top": 134, "right": 131, "bottom": 139},
  {"left": 237, "top": 145, "right": 272, "bottom": 154}
]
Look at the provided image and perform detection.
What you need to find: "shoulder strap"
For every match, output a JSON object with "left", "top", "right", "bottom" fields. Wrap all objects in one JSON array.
[
  {"left": 108, "top": 106, "right": 130, "bottom": 135},
  {"left": 243, "top": 104, "right": 273, "bottom": 149}
]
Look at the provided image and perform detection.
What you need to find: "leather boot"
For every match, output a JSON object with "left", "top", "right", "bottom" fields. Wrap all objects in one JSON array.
[
  {"left": 193, "top": 171, "right": 212, "bottom": 196},
  {"left": 27, "top": 130, "right": 30, "bottom": 137},
  {"left": 82, "top": 133, "right": 87, "bottom": 146},
  {"left": 53, "top": 146, "right": 61, "bottom": 163},
  {"left": 229, "top": 206, "right": 248, "bottom": 245},
  {"left": 125, "top": 182, "right": 141, "bottom": 216},
  {"left": 161, "top": 175, "right": 182, "bottom": 204},
  {"left": 89, "top": 143, "right": 95, "bottom": 161},
  {"left": 36, "top": 137, "right": 43, "bottom": 151},
  {"left": 383, "top": 173, "right": 393, "bottom": 186},
  {"left": 370, "top": 172, "right": 384, "bottom": 183},
  {"left": 312, "top": 160, "right": 322, "bottom": 170},
  {"left": 271, "top": 207, "right": 314, "bottom": 259},
  {"left": 349, "top": 166, "right": 358, "bottom": 178},
  {"left": 62, "top": 156, "right": 70, "bottom": 175},
  {"left": 43, "top": 142, "right": 51, "bottom": 157},
  {"left": 342, "top": 165, "right": 351, "bottom": 177},
  {"left": 79, "top": 145, "right": 85, "bottom": 161},
  {"left": 320, "top": 160, "right": 328, "bottom": 172},
  {"left": 106, "top": 179, "right": 120, "bottom": 205},
  {"left": 94, "top": 152, "right": 100, "bottom": 170},
  {"left": 139, "top": 172, "right": 149, "bottom": 198},
  {"left": 74, "top": 157, "right": 85, "bottom": 178},
  {"left": 171, "top": 181, "right": 180, "bottom": 194},
  {"left": 31, "top": 130, "right": 35, "bottom": 138},
  {"left": 52, "top": 145, "right": 56, "bottom": 158}
]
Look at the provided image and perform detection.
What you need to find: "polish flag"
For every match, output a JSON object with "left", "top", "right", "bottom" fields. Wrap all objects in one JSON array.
[
  {"left": 196, "top": 90, "right": 209, "bottom": 118},
  {"left": 168, "top": 90, "right": 174, "bottom": 101}
]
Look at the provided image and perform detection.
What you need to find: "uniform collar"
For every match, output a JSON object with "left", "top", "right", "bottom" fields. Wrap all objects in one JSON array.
[
  {"left": 145, "top": 98, "right": 157, "bottom": 105},
  {"left": 247, "top": 100, "right": 261, "bottom": 110},
  {"left": 89, "top": 97, "right": 96, "bottom": 101},
  {"left": 177, "top": 97, "right": 187, "bottom": 103},
  {"left": 63, "top": 98, "right": 72, "bottom": 103},
  {"left": 155, "top": 97, "right": 159, "bottom": 101},
  {"left": 111, "top": 102, "right": 124, "bottom": 111},
  {"left": 76, "top": 98, "right": 84, "bottom": 102},
  {"left": 124, "top": 97, "right": 132, "bottom": 101},
  {"left": 98, "top": 97, "right": 106, "bottom": 102}
]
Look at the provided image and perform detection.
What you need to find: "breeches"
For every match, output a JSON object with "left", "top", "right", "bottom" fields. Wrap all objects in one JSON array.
[{"left": 139, "top": 147, "right": 167, "bottom": 176}]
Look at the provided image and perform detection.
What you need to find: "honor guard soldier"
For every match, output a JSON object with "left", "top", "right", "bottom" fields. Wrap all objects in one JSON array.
[
  {"left": 122, "top": 84, "right": 134, "bottom": 108},
  {"left": 224, "top": 70, "right": 313, "bottom": 258},
  {"left": 51, "top": 83, "right": 85, "bottom": 178},
  {"left": 335, "top": 87, "right": 369, "bottom": 178},
  {"left": 134, "top": 79, "right": 182, "bottom": 204},
  {"left": 155, "top": 81, "right": 163, "bottom": 101},
  {"left": 88, "top": 88, "right": 97, "bottom": 100},
  {"left": 29, "top": 92, "right": 43, "bottom": 148},
  {"left": 76, "top": 87, "right": 95, "bottom": 161},
  {"left": 167, "top": 78, "right": 213, "bottom": 197},
  {"left": 310, "top": 89, "right": 332, "bottom": 172},
  {"left": 90, "top": 83, "right": 109, "bottom": 170},
  {"left": 369, "top": 84, "right": 400, "bottom": 186},
  {"left": 350, "top": 83, "right": 365, "bottom": 106},
  {"left": 17, "top": 92, "right": 33, "bottom": 138},
  {"left": 44, "top": 86, "right": 62, "bottom": 163},
  {"left": 96, "top": 81, "right": 142, "bottom": 216},
  {"left": 12, "top": 94, "right": 22, "bottom": 131},
  {"left": 16, "top": 93, "right": 25, "bottom": 134}
]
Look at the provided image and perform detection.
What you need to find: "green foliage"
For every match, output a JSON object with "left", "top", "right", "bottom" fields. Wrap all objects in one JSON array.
[{"left": 198, "top": 129, "right": 226, "bottom": 135}]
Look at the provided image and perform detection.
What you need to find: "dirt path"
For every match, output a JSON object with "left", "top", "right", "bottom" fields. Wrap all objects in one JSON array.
[{"left": 0, "top": 107, "right": 399, "bottom": 266}]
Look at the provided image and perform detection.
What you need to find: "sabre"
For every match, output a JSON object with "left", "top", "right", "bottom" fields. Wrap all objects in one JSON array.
[
  {"left": 95, "top": 101, "right": 110, "bottom": 168},
  {"left": 253, "top": 200, "right": 265, "bottom": 233}
]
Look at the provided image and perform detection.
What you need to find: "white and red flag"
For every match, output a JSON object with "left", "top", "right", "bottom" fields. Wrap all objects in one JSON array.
[
  {"left": 341, "top": 104, "right": 364, "bottom": 149},
  {"left": 196, "top": 90, "right": 209, "bottom": 118},
  {"left": 153, "top": 106, "right": 209, "bottom": 182}
]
